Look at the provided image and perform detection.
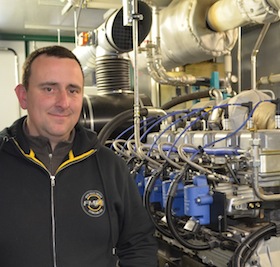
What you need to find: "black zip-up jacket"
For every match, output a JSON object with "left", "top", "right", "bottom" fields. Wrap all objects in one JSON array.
[{"left": 0, "top": 117, "right": 158, "bottom": 267}]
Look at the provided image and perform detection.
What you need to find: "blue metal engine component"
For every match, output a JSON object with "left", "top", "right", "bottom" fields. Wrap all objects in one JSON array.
[
  {"left": 135, "top": 166, "right": 146, "bottom": 196},
  {"left": 162, "top": 179, "right": 185, "bottom": 217},
  {"left": 184, "top": 174, "right": 213, "bottom": 225},
  {"left": 145, "top": 176, "right": 163, "bottom": 206}
]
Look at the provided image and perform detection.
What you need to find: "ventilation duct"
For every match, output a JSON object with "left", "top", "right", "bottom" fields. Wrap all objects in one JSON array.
[
  {"left": 73, "top": 1, "right": 152, "bottom": 75},
  {"left": 96, "top": 0, "right": 152, "bottom": 54},
  {"left": 75, "top": 1, "right": 153, "bottom": 137}
]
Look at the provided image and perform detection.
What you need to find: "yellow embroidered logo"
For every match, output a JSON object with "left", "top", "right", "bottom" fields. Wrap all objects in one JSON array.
[{"left": 81, "top": 190, "right": 105, "bottom": 217}]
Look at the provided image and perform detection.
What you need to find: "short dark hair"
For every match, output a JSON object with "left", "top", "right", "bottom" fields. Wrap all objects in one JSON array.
[{"left": 22, "top": 45, "right": 84, "bottom": 89}]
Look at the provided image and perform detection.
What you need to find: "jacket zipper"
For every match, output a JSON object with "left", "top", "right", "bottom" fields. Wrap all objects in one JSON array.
[
  {"left": 49, "top": 153, "right": 96, "bottom": 267},
  {"left": 50, "top": 175, "right": 57, "bottom": 267},
  {"left": 12, "top": 140, "right": 58, "bottom": 267},
  {"left": 12, "top": 138, "right": 96, "bottom": 267}
]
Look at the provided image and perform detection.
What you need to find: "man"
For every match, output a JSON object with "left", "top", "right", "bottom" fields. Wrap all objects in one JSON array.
[{"left": 0, "top": 45, "right": 158, "bottom": 267}]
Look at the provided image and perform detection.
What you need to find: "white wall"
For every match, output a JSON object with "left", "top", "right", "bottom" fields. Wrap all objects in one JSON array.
[{"left": 0, "top": 41, "right": 25, "bottom": 130}]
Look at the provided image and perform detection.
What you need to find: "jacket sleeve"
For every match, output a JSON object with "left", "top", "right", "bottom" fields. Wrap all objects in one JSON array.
[{"left": 115, "top": 162, "right": 158, "bottom": 267}]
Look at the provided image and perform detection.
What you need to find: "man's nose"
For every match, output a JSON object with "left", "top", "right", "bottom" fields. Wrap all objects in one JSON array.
[{"left": 56, "top": 89, "right": 70, "bottom": 108}]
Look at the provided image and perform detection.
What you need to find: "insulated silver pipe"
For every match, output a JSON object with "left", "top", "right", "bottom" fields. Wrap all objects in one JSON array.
[
  {"left": 207, "top": 0, "right": 280, "bottom": 32},
  {"left": 72, "top": 45, "right": 96, "bottom": 76},
  {"left": 157, "top": 0, "right": 238, "bottom": 70},
  {"left": 145, "top": 4, "right": 197, "bottom": 86}
]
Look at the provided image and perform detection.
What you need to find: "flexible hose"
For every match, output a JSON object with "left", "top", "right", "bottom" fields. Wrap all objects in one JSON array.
[
  {"left": 98, "top": 108, "right": 149, "bottom": 145},
  {"left": 160, "top": 89, "right": 211, "bottom": 110},
  {"left": 231, "top": 222, "right": 277, "bottom": 267},
  {"left": 143, "top": 165, "right": 173, "bottom": 238},
  {"left": 165, "top": 172, "right": 211, "bottom": 251}
]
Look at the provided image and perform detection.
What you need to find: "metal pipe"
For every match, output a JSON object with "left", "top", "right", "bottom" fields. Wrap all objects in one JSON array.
[
  {"left": 147, "top": 4, "right": 197, "bottom": 86},
  {"left": 210, "top": 88, "right": 223, "bottom": 104},
  {"left": 131, "top": 0, "right": 142, "bottom": 152},
  {"left": 224, "top": 53, "right": 233, "bottom": 94},
  {"left": 57, "top": 29, "right": 61, "bottom": 45},
  {"left": 251, "top": 23, "right": 271, "bottom": 90},
  {"left": 145, "top": 6, "right": 168, "bottom": 84},
  {"left": 237, "top": 27, "right": 242, "bottom": 93},
  {"left": 73, "top": 0, "right": 84, "bottom": 47},
  {"left": 208, "top": 88, "right": 225, "bottom": 129},
  {"left": 145, "top": 41, "right": 168, "bottom": 84},
  {"left": 258, "top": 73, "right": 280, "bottom": 85},
  {"left": 0, "top": 47, "right": 20, "bottom": 116}
]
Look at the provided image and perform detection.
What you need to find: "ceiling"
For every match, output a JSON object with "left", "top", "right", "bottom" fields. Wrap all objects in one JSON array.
[
  {"left": 0, "top": 0, "right": 171, "bottom": 37},
  {"left": 0, "top": 0, "right": 122, "bottom": 37}
]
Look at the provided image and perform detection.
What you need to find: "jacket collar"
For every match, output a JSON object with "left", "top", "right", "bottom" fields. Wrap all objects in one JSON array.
[{"left": 0, "top": 116, "right": 101, "bottom": 155}]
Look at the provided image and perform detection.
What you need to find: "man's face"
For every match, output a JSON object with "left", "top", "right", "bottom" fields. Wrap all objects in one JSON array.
[{"left": 16, "top": 54, "right": 84, "bottom": 147}]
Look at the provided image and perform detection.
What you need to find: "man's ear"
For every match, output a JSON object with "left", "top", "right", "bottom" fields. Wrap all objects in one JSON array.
[{"left": 15, "top": 84, "right": 28, "bottom": 110}]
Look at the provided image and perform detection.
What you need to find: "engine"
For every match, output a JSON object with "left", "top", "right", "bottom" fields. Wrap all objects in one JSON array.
[
  {"left": 73, "top": 0, "right": 280, "bottom": 265},
  {"left": 107, "top": 92, "right": 280, "bottom": 267}
]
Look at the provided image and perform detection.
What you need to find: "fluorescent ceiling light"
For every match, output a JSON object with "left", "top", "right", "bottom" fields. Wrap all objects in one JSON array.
[
  {"left": 24, "top": 23, "right": 93, "bottom": 32},
  {"left": 86, "top": 0, "right": 121, "bottom": 9}
]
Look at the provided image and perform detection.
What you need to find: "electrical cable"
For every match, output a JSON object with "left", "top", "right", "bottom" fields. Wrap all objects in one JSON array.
[
  {"left": 140, "top": 109, "right": 191, "bottom": 143},
  {"left": 178, "top": 143, "right": 231, "bottom": 182},
  {"left": 111, "top": 139, "right": 131, "bottom": 158},
  {"left": 138, "top": 144, "right": 163, "bottom": 169},
  {"left": 178, "top": 144, "right": 213, "bottom": 175},
  {"left": 165, "top": 108, "right": 212, "bottom": 157},
  {"left": 98, "top": 107, "right": 149, "bottom": 145},
  {"left": 115, "top": 116, "right": 157, "bottom": 142},
  {"left": 157, "top": 142, "right": 182, "bottom": 170},
  {"left": 143, "top": 164, "right": 173, "bottom": 238},
  {"left": 147, "top": 108, "right": 205, "bottom": 157},
  {"left": 110, "top": 116, "right": 157, "bottom": 151},
  {"left": 230, "top": 222, "right": 277, "bottom": 267},
  {"left": 203, "top": 100, "right": 271, "bottom": 149},
  {"left": 165, "top": 169, "right": 212, "bottom": 250}
]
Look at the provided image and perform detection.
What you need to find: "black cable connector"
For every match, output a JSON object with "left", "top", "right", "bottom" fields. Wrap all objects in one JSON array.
[
  {"left": 271, "top": 98, "right": 280, "bottom": 115},
  {"left": 223, "top": 106, "right": 229, "bottom": 119},
  {"left": 241, "top": 101, "right": 253, "bottom": 117}
]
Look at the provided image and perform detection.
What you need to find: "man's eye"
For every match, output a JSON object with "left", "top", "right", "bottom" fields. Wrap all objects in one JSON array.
[
  {"left": 45, "top": 87, "right": 53, "bottom": 92},
  {"left": 69, "top": 88, "right": 80, "bottom": 94}
]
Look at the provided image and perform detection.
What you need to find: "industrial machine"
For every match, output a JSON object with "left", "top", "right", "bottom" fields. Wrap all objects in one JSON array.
[
  {"left": 110, "top": 93, "right": 280, "bottom": 267},
  {"left": 73, "top": 0, "right": 280, "bottom": 266}
]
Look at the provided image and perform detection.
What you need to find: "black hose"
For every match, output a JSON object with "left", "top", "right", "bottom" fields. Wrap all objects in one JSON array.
[
  {"left": 165, "top": 172, "right": 211, "bottom": 251},
  {"left": 160, "top": 89, "right": 211, "bottom": 110},
  {"left": 98, "top": 107, "right": 149, "bottom": 145},
  {"left": 143, "top": 166, "right": 173, "bottom": 238},
  {"left": 231, "top": 222, "right": 277, "bottom": 267}
]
